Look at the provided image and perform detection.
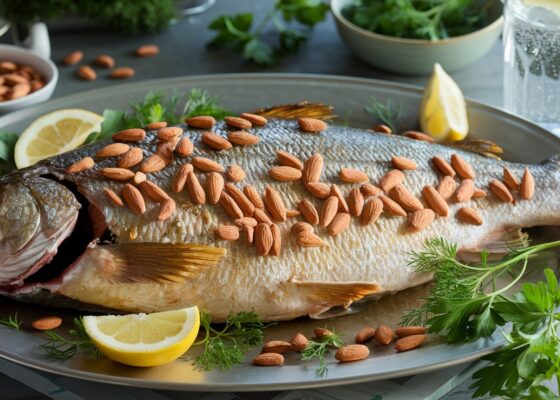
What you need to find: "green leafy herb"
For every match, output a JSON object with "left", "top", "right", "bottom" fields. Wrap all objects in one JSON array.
[
  {"left": 300, "top": 329, "right": 344, "bottom": 376},
  {"left": 193, "top": 311, "right": 271, "bottom": 371},
  {"left": 0, "top": 131, "right": 18, "bottom": 176},
  {"left": 207, "top": 0, "right": 329, "bottom": 66},
  {"left": 0, "top": 313, "right": 22, "bottom": 330},
  {"left": 83, "top": 109, "right": 126, "bottom": 144},
  {"left": 182, "top": 89, "right": 230, "bottom": 120},
  {"left": 38, "top": 317, "right": 101, "bottom": 362},
  {"left": 364, "top": 96, "right": 404, "bottom": 134}
]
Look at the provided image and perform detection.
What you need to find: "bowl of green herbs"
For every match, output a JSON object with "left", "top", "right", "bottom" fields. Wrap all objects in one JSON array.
[{"left": 332, "top": 0, "right": 503, "bottom": 75}]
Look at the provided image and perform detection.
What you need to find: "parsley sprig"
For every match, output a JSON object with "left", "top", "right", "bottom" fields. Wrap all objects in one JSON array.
[
  {"left": 300, "top": 329, "right": 344, "bottom": 376},
  {"left": 0, "top": 313, "right": 22, "bottom": 330}
]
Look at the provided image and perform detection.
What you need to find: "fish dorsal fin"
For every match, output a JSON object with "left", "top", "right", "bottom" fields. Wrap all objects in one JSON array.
[
  {"left": 102, "top": 242, "right": 226, "bottom": 283},
  {"left": 294, "top": 280, "right": 380, "bottom": 309},
  {"left": 458, "top": 228, "right": 529, "bottom": 262},
  {"left": 447, "top": 139, "right": 503, "bottom": 159},
  {"left": 252, "top": 101, "right": 335, "bottom": 120}
]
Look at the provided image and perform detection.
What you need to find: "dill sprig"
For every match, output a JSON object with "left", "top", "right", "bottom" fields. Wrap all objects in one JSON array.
[
  {"left": 0, "top": 313, "right": 21, "bottom": 330},
  {"left": 181, "top": 88, "right": 230, "bottom": 120},
  {"left": 37, "top": 317, "right": 102, "bottom": 362},
  {"left": 364, "top": 96, "right": 404, "bottom": 134},
  {"left": 300, "top": 329, "right": 344, "bottom": 376},
  {"left": 193, "top": 311, "right": 271, "bottom": 371}
]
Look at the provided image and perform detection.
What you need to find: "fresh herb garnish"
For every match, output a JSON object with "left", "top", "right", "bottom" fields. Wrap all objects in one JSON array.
[
  {"left": 182, "top": 88, "right": 230, "bottom": 120},
  {"left": 300, "top": 329, "right": 344, "bottom": 376},
  {"left": 38, "top": 317, "right": 102, "bottom": 362},
  {"left": 193, "top": 311, "right": 270, "bottom": 371},
  {"left": 0, "top": 131, "right": 18, "bottom": 176},
  {"left": 207, "top": 0, "right": 329, "bottom": 66},
  {"left": 0, "top": 313, "right": 22, "bottom": 330},
  {"left": 364, "top": 96, "right": 404, "bottom": 134}
]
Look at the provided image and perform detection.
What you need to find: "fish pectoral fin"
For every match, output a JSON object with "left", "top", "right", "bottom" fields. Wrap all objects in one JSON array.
[
  {"left": 458, "top": 228, "right": 529, "bottom": 263},
  {"left": 102, "top": 242, "right": 226, "bottom": 283},
  {"left": 294, "top": 280, "right": 381, "bottom": 309},
  {"left": 252, "top": 101, "right": 335, "bottom": 120}
]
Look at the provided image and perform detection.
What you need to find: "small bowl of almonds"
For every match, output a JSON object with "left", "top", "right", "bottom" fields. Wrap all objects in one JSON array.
[{"left": 0, "top": 44, "right": 58, "bottom": 113}]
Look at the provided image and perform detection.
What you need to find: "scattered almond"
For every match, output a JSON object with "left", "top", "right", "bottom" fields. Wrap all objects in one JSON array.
[
  {"left": 339, "top": 167, "right": 369, "bottom": 183},
  {"left": 235, "top": 217, "right": 258, "bottom": 228},
  {"left": 206, "top": 172, "right": 224, "bottom": 204},
  {"left": 255, "top": 223, "right": 273, "bottom": 256},
  {"left": 96, "top": 143, "right": 129, "bottom": 158},
  {"left": 450, "top": 154, "right": 475, "bottom": 179},
  {"left": 220, "top": 192, "right": 244, "bottom": 219},
  {"left": 63, "top": 50, "right": 83, "bottom": 65},
  {"left": 361, "top": 197, "right": 383, "bottom": 225},
  {"left": 140, "top": 154, "right": 166, "bottom": 173},
  {"left": 4, "top": 73, "right": 27, "bottom": 85},
  {"left": 6, "top": 82, "right": 30, "bottom": 100},
  {"left": 118, "top": 147, "right": 143, "bottom": 169},
  {"left": 432, "top": 156, "right": 456, "bottom": 177},
  {"left": 187, "top": 172, "right": 206, "bottom": 205},
  {"left": 157, "top": 127, "right": 182, "bottom": 142},
  {"left": 243, "top": 225, "right": 254, "bottom": 245},
  {"left": 192, "top": 157, "right": 225, "bottom": 173},
  {"left": 252, "top": 353, "right": 284, "bottom": 366},
  {"left": 355, "top": 326, "right": 376, "bottom": 344},
  {"left": 224, "top": 116, "right": 252, "bottom": 130},
  {"left": 320, "top": 197, "right": 339, "bottom": 227},
  {"left": 215, "top": 225, "right": 240, "bottom": 241},
  {"left": 335, "top": 344, "right": 369, "bottom": 363},
  {"left": 489, "top": 179, "right": 513, "bottom": 203},
  {"left": 133, "top": 171, "right": 147, "bottom": 186},
  {"left": 158, "top": 198, "right": 176, "bottom": 221},
  {"left": 305, "top": 181, "right": 330, "bottom": 199},
  {"left": 298, "top": 199, "right": 320, "bottom": 225},
  {"left": 328, "top": 213, "right": 351, "bottom": 236},
  {"left": 296, "top": 231, "right": 325, "bottom": 248},
  {"left": 348, "top": 188, "right": 365, "bottom": 217},
  {"left": 391, "top": 156, "right": 417, "bottom": 170},
  {"left": 176, "top": 137, "right": 194, "bottom": 157},
  {"left": 286, "top": 209, "right": 300, "bottom": 218},
  {"left": 102, "top": 167, "right": 134, "bottom": 181},
  {"left": 520, "top": 168, "right": 534, "bottom": 200},
  {"left": 112, "top": 128, "right": 146, "bottom": 142},
  {"left": 136, "top": 44, "right": 159, "bottom": 57},
  {"left": 374, "top": 325, "right": 394, "bottom": 345},
  {"left": 472, "top": 188, "right": 487, "bottom": 199},
  {"left": 156, "top": 141, "right": 175, "bottom": 165},
  {"left": 104, "top": 188, "right": 124, "bottom": 207},
  {"left": 395, "top": 334, "right": 426, "bottom": 352},
  {"left": 270, "top": 224, "right": 282, "bottom": 256},
  {"left": 389, "top": 184, "right": 423, "bottom": 212},
  {"left": 379, "top": 169, "right": 405, "bottom": 192},
  {"left": 76, "top": 65, "right": 96, "bottom": 81},
  {"left": 422, "top": 186, "right": 448, "bottom": 217},
  {"left": 330, "top": 184, "right": 350, "bottom": 213},
  {"left": 314, "top": 327, "right": 333, "bottom": 339},
  {"left": 240, "top": 112, "right": 267, "bottom": 126},
  {"left": 94, "top": 54, "right": 114, "bottom": 68},
  {"left": 396, "top": 326, "right": 426, "bottom": 338},
  {"left": 244, "top": 185, "right": 265, "bottom": 209},
  {"left": 264, "top": 186, "right": 287, "bottom": 222},
  {"left": 503, "top": 167, "right": 520, "bottom": 191},
  {"left": 408, "top": 209, "right": 435, "bottom": 232},
  {"left": 225, "top": 183, "right": 255, "bottom": 217},
  {"left": 291, "top": 333, "right": 309, "bottom": 352},
  {"left": 302, "top": 153, "right": 323, "bottom": 183},
  {"left": 276, "top": 150, "right": 303, "bottom": 170},
  {"left": 360, "top": 183, "right": 382, "bottom": 197},
  {"left": 32, "top": 316, "right": 62, "bottom": 331},
  {"left": 291, "top": 221, "right": 314, "bottom": 236},
  {"left": 171, "top": 163, "right": 193, "bottom": 193},
  {"left": 457, "top": 207, "right": 483, "bottom": 225},
  {"left": 147, "top": 121, "right": 167, "bottom": 130},
  {"left": 140, "top": 180, "right": 170, "bottom": 202},
  {"left": 380, "top": 195, "right": 407, "bottom": 217},
  {"left": 66, "top": 157, "right": 94, "bottom": 173},
  {"left": 262, "top": 340, "right": 291, "bottom": 354},
  {"left": 298, "top": 117, "right": 327, "bottom": 133},
  {"left": 372, "top": 124, "right": 392, "bottom": 134},
  {"left": 121, "top": 184, "right": 146, "bottom": 214},
  {"left": 454, "top": 179, "right": 475, "bottom": 203},
  {"left": 437, "top": 176, "right": 457, "bottom": 200},
  {"left": 227, "top": 165, "right": 246, "bottom": 182},
  {"left": 201, "top": 131, "right": 233, "bottom": 151},
  {"left": 110, "top": 67, "right": 135, "bottom": 79},
  {"left": 404, "top": 130, "right": 434, "bottom": 143},
  {"left": 269, "top": 166, "right": 302, "bottom": 181},
  {"left": 253, "top": 208, "right": 273, "bottom": 224},
  {"left": 186, "top": 116, "right": 215, "bottom": 129},
  {"left": 227, "top": 131, "right": 259, "bottom": 146}
]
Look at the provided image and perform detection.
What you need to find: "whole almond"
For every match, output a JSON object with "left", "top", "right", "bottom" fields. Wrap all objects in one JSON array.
[
  {"left": 158, "top": 198, "right": 176, "bottom": 221},
  {"left": 140, "top": 180, "right": 170, "bottom": 202},
  {"left": 29, "top": 80, "right": 44, "bottom": 92},
  {"left": 437, "top": 176, "right": 457, "bottom": 200},
  {"left": 140, "top": 154, "right": 166, "bottom": 173},
  {"left": 110, "top": 67, "right": 135, "bottom": 79},
  {"left": 451, "top": 154, "right": 475, "bottom": 179},
  {"left": 380, "top": 195, "right": 406, "bottom": 217},
  {"left": 74, "top": 66, "right": 95, "bottom": 81},
  {"left": 503, "top": 167, "right": 520, "bottom": 191},
  {"left": 270, "top": 224, "right": 282, "bottom": 256},
  {"left": 314, "top": 327, "right": 333, "bottom": 339},
  {"left": 454, "top": 179, "right": 475, "bottom": 203},
  {"left": 220, "top": 192, "right": 244, "bottom": 219},
  {"left": 118, "top": 147, "right": 144, "bottom": 169},
  {"left": 422, "top": 186, "right": 448, "bottom": 217},
  {"left": 176, "top": 137, "right": 194, "bottom": 157},
  {"left": 252, "top": 353, "right": 284, "bottom": 366},
  {"left": 291, "top": 221, "right": 314, "bottom": 236},
  {"left": 243, "top": 225, "right": 254, "bottom": 245},
  {"left": 355, "top": 326, "right": 376, "bottom": 344},
  {"left": 262, "top": 340, "right": 291, "bottom": 354},
  {"left": 302, "top": 153, "right": 323, "bottom": 183},
  {"left": 432, "top": 156, "right": 456, "bottom": 177},
  {"left": 215, "top": 225, "right": 240, "bottom": 241},
  {"left": 7, "top": 82, "right": 31, "bottom": 99},
  {"left": 328, "top": 213, "right": 351, "bottom": 236},
  {"left": 0, "top": 86, "right": 8, "bottom": 95},
  {"left": 136, "top": 44, "right": 159, "bottom": 57},
  {"left": 225, "top": 116, "right": 252, "bottom": 130},
  {"left": 32, "top": 316, "right": 62, "bottom": 331},
  {"left": 96, "top": 143, "right": 129, "bottom": 158},
  {"left": 457, "top": 207, "right": 483, "bottom": 225},
  {"left": 472, "top": 188, "right": 487, "bottom": 199},
  {"left": 147, "top": 121, "right": 168, "bottom": 130},
  {"left": 298, "top": 199, "right": 320, "bottom": 225},
  {"left": 374, "top": 325, "right": 394, "bottom": 345},
  {"left": 227, "top": 130, "right": 259, "bottom": 146},
  {"left": 0, "top": 61, "right": 17, "bottom": 72},
  {"left": 104, "top": 188, "right": 124, "bottom": 207},
  {"left": 389, "top": 184, "right": 423, "bottom": 212},
  {"left": 192, "top": 157, "right": 225, "bottom": 173},
  {"left": 404, "top": 130, "right": 434, "bottom": 143},
  {"left": 63, "top": 50, "right": 83, "bottom": 65},
  {"left": 339, "top": 168, "right": 369, "bottom": 183},
  {"left": 66, "top": 157, "right": 94, "bottom": 173},
  {"left": 276, "top": 150, "right": 303, "bottom": 170},
  {"left": 112, "top": 128, "right": 146, "bottom": 142},
  {"left": 202, "top": 131, "right": 232, "bottom": 151},
  {"left": 4, "top": 73, "right": 27, "bottom": 85},
  {"left": 408, "top": 209, "right": 435, "bottom": 232},
  {"left": 305, "top": 182, "right": 330, "bottom": 199},
  {"left": 392, "top": 156, "right": 417, "bottom": 170},
  {"left": 227, "top": 165, "right": 246, "bottom": 182},
  {"left": 297, "top": 231, "right": 325, "bottom": 248},
  {"left": 320, "top": 197, "right": 339, "bottom": 227},
  {"left": 157, "top": 127, "right": 183, "bottom": 142},
  {"left": 253, "top": 208, "right": 273, "bottom": 224},
  {"left": 330, "top": 184, "right": 350, "bottom": 213},
  {"left": 298, "top": 117, "right": 327, "bottom": 133},
  {"left": 379, "top": 169, "right": 405, "bottom": 192},
  {"left": 335, "top": 344, "right": 369, "bottom": 363},
  {"left": 489, "top": 179, "right": 513, "bottom": 203},
  {"left": 291, "top": 333, "right": 309, "bottom": 352},
  {"left": 361, "top": 197, "right": 383, "bottom": 225},
  {"left": 264, "top": 186, "right": 287, "bottom": 222},
  {"left": 520, "top": 168, "right": 534, "bottom": 200},
  {"left": 235, "top": 217, "right": 258, "bottom": 228},
  {"left": 171, "top": 163, "right": 193, "bottom": 192},
  {"left": 361, "top": 183, "right": 382, "bottom": 197},
  {"left": 244, "top": 185, "right": 264, "bottom": 209},
  {"left": 206, "top": 172, "right": 224, "bottom": 204},
  {"left": 269, "top": 166, "right": 302, "bottom": 181},
  {"left": 348, "top": 188, "right": 365, "bottom": 217},
  {"left": 286, "top": 209, "right": 300, "bottom": 218},
  {"left": 102, "top": 167, "right": 134, "bottom": 181},
  {"left": 255, "top": 223, "right": 273, "bottom": 256},
  {"left": 94, "top": 54, "right": 114, "bottom": 68},
  {"left": 187, "top": 172, "right": 206, "bottom": 205},
  {"left": 395, "top": 334, "right": 426, "bottom": 352},
  {"left": 133, "top": 171, "right": 147, "bottom": 186},
  {"left": 156, "top": 141, "right": 175, "bottom": 165},
  {"left": 225, "top": 183, "right": 254, "bottom": 217},
  {"left": 396, "top": 326, "right": 426, "bottom": 338},
  {"left": 240, "top": 112, "right": 267, "bottom": 126},
  {"left": 372, "top": 124, "right": 392, "bottom": 134},
  {"left": 121, "top": 183, "right": 146, "bottom": 214},
  {"left": 186, "top": 116, "right": 215, "bottom": 129}
]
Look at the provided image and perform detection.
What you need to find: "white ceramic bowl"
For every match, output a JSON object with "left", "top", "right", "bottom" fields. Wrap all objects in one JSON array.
[
  {"left": 0, "top": 45, "right": 58, "bottom": 113},
  {"left": 331, "top": 0, "right": 504, "bottom": 75}
]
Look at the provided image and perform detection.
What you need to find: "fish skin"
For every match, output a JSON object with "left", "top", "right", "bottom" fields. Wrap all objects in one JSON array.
[{"left": 1, "top": 119, "right": 560, "bottom": 322}]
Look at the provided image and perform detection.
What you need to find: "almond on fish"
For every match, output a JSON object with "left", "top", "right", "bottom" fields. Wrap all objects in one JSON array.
[
  {"left": 361, "top": 197, "right": 383, "bottom": 225},
  {"left": 244, "top": 185, "right": 264, "bottom": 209},
  {"left": 503, "top": 167, "right": 520, "bottom": 191},
  {"left": 186, "top": 116, "right": 215, "bottom": 129},
  {"left": 235, "top": 217, "right": 258, "bottom": 228},
  {"left": 220, "top": 192, "right": 244, "bottom": 219},
  {"left": 225, "top": 183, "right": 254, "bottom": 217},
  {"left": 176, "top": 137, "right": 194, "bottom": 157},
  {"left": 302, "top": 153, "right": 323, "bottom": 183},
  {"left": 121, "top": 183, "right": 145, "bottom": 215},
  {"left": 227, "top": 131, "right": 260, "bottom": 146},
  {"left": 457, "top": 207, "right": 483, "bottom": 225},
  {"left": 224, "top": 116, "right": 251, "bottom": 130},
  {"left": 102, "top": 167, "right": 134, "bottom": 182},
  {"left": 391, "top": 156, "right": 417, "bottom": 171},
  {"left": 269, "top": 166, "right": 302, "bottom": 181},
  {"left": 118, "top": 147, "right": 144, "bottom": 169},
  {"left": 192, "top": 157, "right": 225, "bottom": 173},
  {"left": 66, "top": 157, "right": 94, "bottom": 173},
  {"left": 186, "top": 172, "right": 206, "bottom": 205},
  {"left": 330, "top": 184, "right": 350, "bottom": 213},
  {"left": 432, "top": 156, "right": 456, "bottom": 177},
  {"left": 171, "top": 163, "right": 193, "bottom": 193},
  {"left": 408, "top": 209, "right": 435, "bottom": 232},
  {"left": 227, "top": 165, "right": 246, "bottom": 182},
  {"left": 291, "top": 221, "right": 314, "bottom": 236},
  {"left": 253, "top": 208, "right": 273, "bottom": 225},
  {"left": 298, "top": 199, "right": 320, "bottom": 225},
  {"left": 133, "top": 171, "right": 147, "bottom": 186},
  {"left": 380, "top": 195, "right": 407, "bottom": 217},
  {"left": 520, "top": 168, "right": 534, "bottom": 200},
  {"left": 201, "top": 131, "right": 233, "bottom": 151},
  {"left": 454, "top": 179, "right": 475, "bottom": 203},
  {"left": 437, "top": 176, "right": 457, "bottom": 200},
  {"left": 104, "top": 188, "right": 124, "bottom": 207},
  {"left": 264, "top": 186, "right": 287, "bottom": 222},
  {"left": 348, "top": 188, "right": 365, "bottom": 217},
  {"left": 240, "top": 113, "right": 267, "bottom": 126},
  {"left": 296, "top": 231, "right": 325, "bottom": 248},
  {"left": 298, "top": 117, "right": 327, "bottom": 133},
  {"left": 276, "top": 150, "right": 303, "bottom": 170},
  {"left": 157, "top": 127, "right": 183, "bottom": 142},
  {"left": 389, "top": 184, "right": 423, "bottom": 212},
  {"left": 489, "top": 179, "right": 513, "bottom": 203},
  {"left": 270, "top": 224, "right": 282, "bottom": 256},
  {"left": 96, "top": 143, "right": 129, "bottom": 158},
  {"left": 255, "top": 223, "right": 273, "bottom": 256},
  {"left": 215, "top": 225, "right": 240, "bottom": 241},
  {"left": 327, "top": 213, "right": 351, "bottom": 236},
  {"left": 140, "top": 154, "right": 166, "bottom": 173},
  {"left": 379, "top": 169, "right": 405, "bottom": 192},
  {"left": 206, "top": 172, "right": 224, "bottom": 204},
  {"left": 112, "top": 128, "right": 146, "bottom": 142},
  {"left": 372, "top": 124, "right": 392, "bottom": 134},
  {"left": 361, "top": 183, "right": 382, "bottom": 197},
  {"left": 422, "top": 186, "right": 448, "bottom": 217},
  {"left": 404, "top": 131, "right": 434, "bottom": 143},
  {"left": 450, "top": 154, "right": 475, "bottom": 179},
  {"left": 472, "top": 188, "right": 487, "bottom": 199},
  {"left": 158, "top": 198, "right": 176, "bottom": 221},
  {"left": 320, "top": 197, "right": 339, "bottom": 227},
  {"left": 305, "top": 182, "right": 331, "bottom": 199},
  {"left": 286, "top": 209, "right": 300, "bottom": 218},
  {"left": 139, "top": 180, "right": 170, "bottom": 202},
  {"left": 339, "top": 168, "right": 369, "bottom": 183}
]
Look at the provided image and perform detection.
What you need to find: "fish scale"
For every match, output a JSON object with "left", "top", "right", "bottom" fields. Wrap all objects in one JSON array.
[{"left": 0, "top": 119, "right": 559, "bottom": 321}]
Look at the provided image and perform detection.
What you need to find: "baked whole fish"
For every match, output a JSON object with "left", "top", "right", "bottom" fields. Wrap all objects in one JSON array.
[{"left": 0, "top": 115, "right": 554, "bottom": 322}]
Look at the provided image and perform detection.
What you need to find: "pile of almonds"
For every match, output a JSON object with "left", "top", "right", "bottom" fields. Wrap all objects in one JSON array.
[
  {"left": 253, "top": 325, "right": 427, "bottom": 366},
  {"left": 0, "top": 61, "right": 46, "bottom": 102}
]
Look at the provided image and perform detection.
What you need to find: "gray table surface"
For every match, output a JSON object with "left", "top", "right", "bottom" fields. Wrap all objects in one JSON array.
[{"left": 0, "top": 0, "right": 506, "bottom": 398}]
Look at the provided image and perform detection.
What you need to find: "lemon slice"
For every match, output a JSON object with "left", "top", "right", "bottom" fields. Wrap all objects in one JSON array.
[
  {"left": 420, "top": 63, "right": 469, "bottom": 142},
  {"left": 83, "top": 306, "right": 200, "bottom": 367},
  {"left": 14, "top": 109, "right": 103, "bottom": 168}
]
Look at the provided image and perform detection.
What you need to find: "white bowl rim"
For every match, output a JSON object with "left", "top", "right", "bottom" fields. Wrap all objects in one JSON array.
[
  {"left": 0, "top": 44, "right": 58, "bottom": 107},
  {"left": 331, "top": 0, "right": 504, "bottom": 46}
]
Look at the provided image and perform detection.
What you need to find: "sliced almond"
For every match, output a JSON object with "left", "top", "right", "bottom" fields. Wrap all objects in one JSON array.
[
  {"left": 186, "top": 115, "right": 215, "bottom": 129},
  {"left": 291, "top": 221, "right": 313, "bottom": 236},
  {"left": 339, "top": 168, "right": 369, "bottom": 183},
  {"left": 104, "top": 188, "right": 124, "bottom": 207},
  {"left": 489, "top": 179, "right": 513, "bottom": 203},
  {"left": 225, "top": 183, "right": 255, "bottom": 217},
  {"left": 361, "top": 197, "right": 383, "bottom": 225},
  {"left": 404, "top": 130, "right": 434, "bottom": 143},
  {"left": 520, "top": 168, "right": 534, "bottom": 200},
  {"left": 176, "top": 137, "right": 194, "bottom": 157},
  {"left": 157, "top": 127, "right": 183, "bottom": 142},
  {"left": 140, "top": 154, "right": 165, "bottom": 173},
  {"left": 379, "top": 169, "right": 405, "bottom": 192},
  {"left": 112, "top": 128, "right": 146, "bottom": 142},
  {"left": 320, "top": 197, "right": 339, "bottom": 227},
  {"left": 192, "top": 157, "right": 225, "bottom": 173},
  {"left": 408, "top": 209, "right": 435, "bottom": 232},
  {"left": 220, "top": 192, "right": 244, "bottom": 219},
  {"left": 432, "top": 156, "right": 456, "bottom": 177},
  {"left": 264, "top": 186, "right": 287, "bottom": 222},
  {"left": 215, "top": 225, "right": 240, "bottom": 241},
  {"left": 66, "top": 157, "right": 94, "bottom": 173},
  {"left": 296, "top": 231, "right": 325, "bottom": 248},
  {"left": 348, "top": 188, "right": 364, "bottom": 217},
  {"left": 253, "top": 208, "right": 273, "bottom": 224},
  {"left": 302, "top": 153, "right": 323, "bottom": 183},
  {"left": 437, "top": 176, "right": 457, "bottom": 200},
  {"left": 186, "top": 172, "right": 206, "bottom": 205},
  {"left": 360, "top": 183, "right": 382, "bottom": 197},
  {"left": 305, "top": 181, "right": 330, "bottom": 199},
  {"left": 234, "top": 217, "right": 258, "bottom": 228},
  {"left": 121, "top": 184, "right": 146, "bottom": 214},
  {"left": 133, "top": 171, "right": 147, "bottom": 186},
  {"left": 225, "top": 116, "right": 252, "bottom": 130},
  {"left": 335, "top": 344, "right": 369, "bottom": 363},
  {"left": 158, "top": 198, "right": 176, "bottom": 221},
  {"left": 327, "top": 213, "right": 351, "bottom": 236},
  {"left": 206, "top": 172, "right": 224, "bottom": 204},
  {"left": 202, "top": 131, "right": 233, "bottom": 151},
  {"left": 270, "top": 224, "right": 282, "bottom": 256},
  {"left": 389, "top": 184, "right": 423, "bottom": 212},
  {"left": 269, "top": 166, "right": 302, "bottom": 182},
  {"left": 139, "top": 180, "right": 170, "bottom": 202},
  {"left": 395, "top": 334, "right": 426, "bottom": 352},
  {"left": 227, "top": 165, "right": 246, "bottom": 182},
  {"left": 255, "top": 223, "right": 273, "bottom": 256},
  {"left": 227, "top": 131, "right": 259, "bottom": 146},
  {"left": 422, "top": 186, "right": 448, "bottom": 217},
  {"left": 102, "top": 167, "right": 134, "bottom": 181},
  {"left": 457, "top": 207, "right": 483, "bottom": 225},
  {"left": 240, "top": 112, "right": 267, "bottom": 126},
  {"left": 391, "top": 156, "right": 417, "bottom": 171},
  {"left": 330, "top": 184, "right": 350, "bottom": 213},
  {"left": 276, "top": 150, "right": 303, "bottom": 170},
  {"left": 380, "top": 195, "right": 407, "bottom": 217},
  {"left": 171, "top": 163, "right": 193, "bottom": 193},
  {"left": 503, "top": 167, "right": 520, "bottom": 191},
  {"left": 118, "top": 147, "right": 143, "bottom": 169},
  {"left": 244, "top": 185, "right": 264, "bottom": 209},
  {"left": 252, "top": 353, "right": 284, "bottom": 366},
  {"left": 96, "top": 143, "right": 129, "bottom": 158},
  {"left": 298, "top": 117, "right": 327, "bottom": 133},
  {"left": 298, "top": 199, "right": 320, "bottom": 225},
  {"left": 450, "top": 154, "right": 475, "bottom": 179}
]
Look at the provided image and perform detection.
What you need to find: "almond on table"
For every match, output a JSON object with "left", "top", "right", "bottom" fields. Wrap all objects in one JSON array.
[{"left": 109, "top": 67, "right": 135, "bottom": 79}]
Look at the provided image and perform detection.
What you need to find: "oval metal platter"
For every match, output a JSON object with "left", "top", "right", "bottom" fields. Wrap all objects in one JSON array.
[{"left": 0, "top": 74, "right": 558, "bottom": 392}]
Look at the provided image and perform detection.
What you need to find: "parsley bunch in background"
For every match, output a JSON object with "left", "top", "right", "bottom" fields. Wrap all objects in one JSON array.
[{"left": 207, "top": 0, "right": 329, "bottom": 66}]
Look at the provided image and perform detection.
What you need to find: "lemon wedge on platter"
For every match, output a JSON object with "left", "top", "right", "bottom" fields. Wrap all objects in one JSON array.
[
  {"left": 14, "top": 109, "right": 103, "bottom": 168},
  {"left": 420, "top": 63, "right": 469, "bottom": 142},
  {"left": 83, "top": 306, "right": 200, "bottom": 367}
]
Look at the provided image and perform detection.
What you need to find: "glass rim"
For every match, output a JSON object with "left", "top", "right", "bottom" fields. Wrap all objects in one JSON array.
[{"left": 506, "top": 0, "right": 560, "bottom": 30}]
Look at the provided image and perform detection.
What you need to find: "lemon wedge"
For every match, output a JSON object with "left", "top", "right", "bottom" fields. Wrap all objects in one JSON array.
[
  {"left": 14, "top": 109, "right": 103, "bottom": 168},
  {"left": 420, "top": 63, "right": 469, "bottom": 142},
  {"left": 83, "top": 306, "right": 200, "bottom": 367}
]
